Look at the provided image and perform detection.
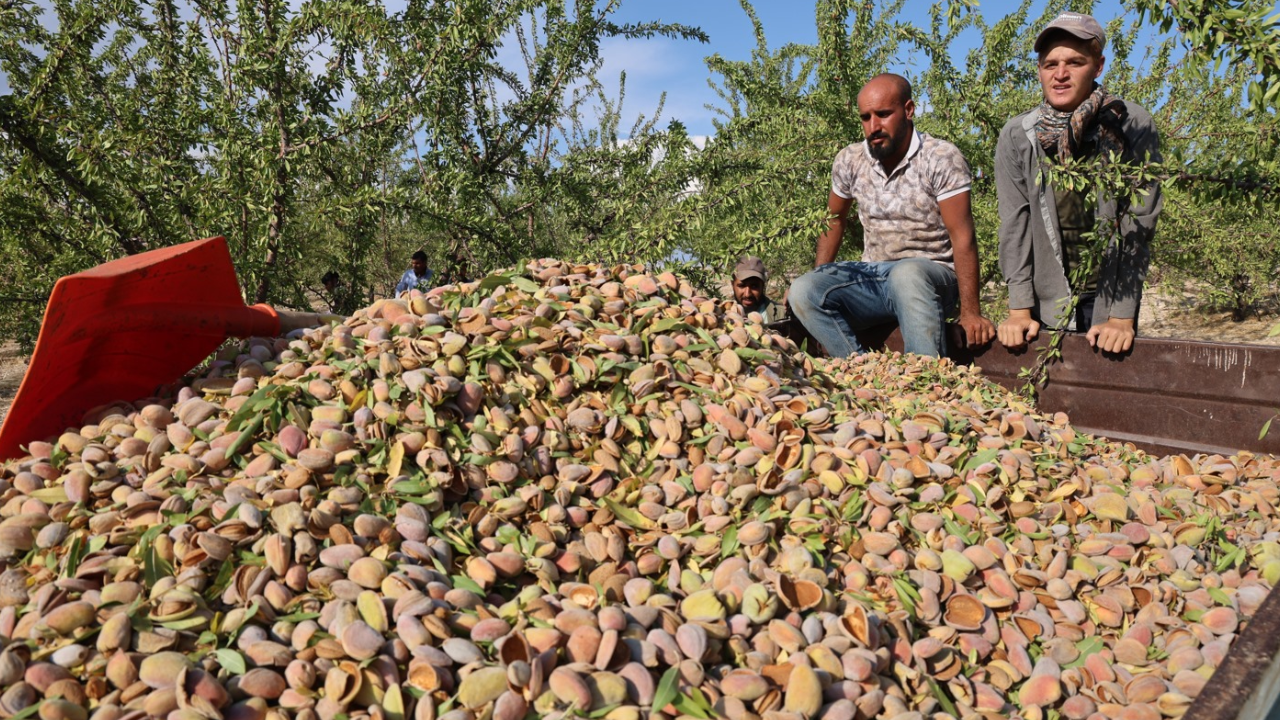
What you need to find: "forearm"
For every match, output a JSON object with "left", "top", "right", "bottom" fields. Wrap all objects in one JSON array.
[
  {"left": 817, "top": 193, "right": 853, "bottom": 267},
  {"left": 816, "top": 219, "right": 844, "bottom": 267},
  {"left": 952, "top": 236, "right": 984, "bottom": 316}
]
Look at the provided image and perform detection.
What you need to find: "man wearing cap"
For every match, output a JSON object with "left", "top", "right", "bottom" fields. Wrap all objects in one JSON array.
[
  {"left": 790, "top": 73, "right": 995, "bottom": 358},
  {"left": 996, "top": 13, "right": 1163, "bottom": 354},
  {"left": 731, "top": 256, "right": 775, "bottom": 321}
]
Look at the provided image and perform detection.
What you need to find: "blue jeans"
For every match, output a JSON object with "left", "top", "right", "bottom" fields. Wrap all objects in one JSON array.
[{"left": 790, "top": 259, "right": 958, "bottom": 358}]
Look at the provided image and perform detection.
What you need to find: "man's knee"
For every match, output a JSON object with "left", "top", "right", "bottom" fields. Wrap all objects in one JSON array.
[{"left": 789, "top": 271, "right": 823, "bottom": 315}]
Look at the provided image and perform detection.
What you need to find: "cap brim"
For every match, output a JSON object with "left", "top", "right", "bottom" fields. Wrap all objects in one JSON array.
[{"left": 734, "top": 271, "right": 765, "bottom": 282}]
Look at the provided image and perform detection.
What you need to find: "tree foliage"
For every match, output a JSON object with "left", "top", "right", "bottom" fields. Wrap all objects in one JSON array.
[
  {"left": 0, "top": 0, "right": 706, "bottom": 348},
  {"left": 0, "top": 0, "right": 1277, "bottom": 352}
]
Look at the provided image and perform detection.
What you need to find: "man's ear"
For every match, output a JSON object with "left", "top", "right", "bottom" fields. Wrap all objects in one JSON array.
[
  {"left": 1094, "top": 55, "right": 1106, "bottom": 81},
  {"left": 904, "top": 99, "right": 916, "bottom": 120}
]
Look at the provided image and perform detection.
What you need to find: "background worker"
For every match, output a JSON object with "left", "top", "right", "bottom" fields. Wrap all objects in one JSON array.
[
  {"left": 731, "top": 255, "right": 776, "bottom": 321},
  {"left": 790, "top": 73, "right": 994, "bottom": 358},
  {"left": 996, "top": 12, "right": 1163, "bottom": 354},
  {"left": 320, "top": 270, "right": 358, "bottom": 316},
  {"left": 394, "top": 250, "right": 434, "bottom": 296},
  {"left": 436, "top": 248, "right": 472, "bottom": 287}
]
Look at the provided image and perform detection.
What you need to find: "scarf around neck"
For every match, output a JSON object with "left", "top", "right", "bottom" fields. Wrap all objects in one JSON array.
[{"left": 1035, "top": 83, "right": 1128, "bottom": 161}]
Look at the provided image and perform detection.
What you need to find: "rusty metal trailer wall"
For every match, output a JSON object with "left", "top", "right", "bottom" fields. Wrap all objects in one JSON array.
[{"left": 871, "top": 329, "right": 1280, "bottom": 458}]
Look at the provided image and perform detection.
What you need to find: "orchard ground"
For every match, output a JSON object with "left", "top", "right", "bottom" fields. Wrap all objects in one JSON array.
[{"left": 0, "top": 283, "right": 1276, "bottom": 425}]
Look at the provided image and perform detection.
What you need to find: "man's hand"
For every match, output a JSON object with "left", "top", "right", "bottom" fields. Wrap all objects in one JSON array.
[
  {"left": 1086, "top": 317, "right": 1136, "bottom": 353},
  {"left": 957, "top": 311, "right": 995, "bottom": 348},
  {"left": 998, "top": 309, "right": 1041, "bottom": 350}
]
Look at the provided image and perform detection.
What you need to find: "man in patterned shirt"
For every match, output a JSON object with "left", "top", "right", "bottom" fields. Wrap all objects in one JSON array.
[{"left": 790, "top": 74, "right": 994, "bottom": 357}]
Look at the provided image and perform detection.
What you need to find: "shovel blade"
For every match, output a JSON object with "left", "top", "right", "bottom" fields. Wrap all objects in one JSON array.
[{"left": 0, "top": 236, "right": 278, "bottom": 460}]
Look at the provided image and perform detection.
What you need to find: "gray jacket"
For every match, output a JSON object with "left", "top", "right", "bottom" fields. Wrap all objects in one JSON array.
[{"left": 995, "top": 99, "right": 1163, "bottom": 330}]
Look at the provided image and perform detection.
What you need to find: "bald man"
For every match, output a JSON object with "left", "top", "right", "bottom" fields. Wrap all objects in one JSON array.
[{"left": 790, "top": 74, "right": 994, "bottom": 358}]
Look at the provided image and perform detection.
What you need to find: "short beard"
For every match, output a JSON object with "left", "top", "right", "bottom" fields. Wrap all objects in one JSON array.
[{"left": 867, "top": 139, "right": 894, "bottom": 160}]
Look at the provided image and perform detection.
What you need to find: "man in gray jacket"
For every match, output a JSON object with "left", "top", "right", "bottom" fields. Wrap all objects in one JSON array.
[{"left": 996, "top": 12, "right": 1163, "bottom": 353}]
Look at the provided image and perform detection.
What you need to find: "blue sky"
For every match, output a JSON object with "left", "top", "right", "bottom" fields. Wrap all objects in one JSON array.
[{"left": 597, "top": 0, "right": 1139, "bottom": 137}]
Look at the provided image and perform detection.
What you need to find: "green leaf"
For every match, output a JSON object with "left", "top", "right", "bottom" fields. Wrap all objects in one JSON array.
[
  {"left": 720, "top": 525, "right": 739, "bottom": 559},
  {"left": 451, "top": 575, "right": 485, "bottom": 595},
  {"left": 649, "top": 318, "right": 690, "bottom": 333},
  {"left": 688, "top": 687, "right": 714, "bottom": 712},
  {"left": 652, "top": 666, "right": 680, "bottom": 713},
  {"left": 891, "top": 577, "right": 918, "bottom": 618},
  {"left": 586, "top": 704, "right": 621, "bottom": 719},
  {"left": 223, "top": 414, "right": 265, "bottom": 461},
  {"left": 162, "top": 616, "right": 214, "bottom": 631},
  {"left": 962, "top": 447, "right": 1000, "bottom": 471},
  {"left": 478, "top": 272, "right": 517, "bottom": 291},
  {"left": 63, "top": 534, "right": 85, "bottom": 577},
  {"left": 7, "top": 703, "right": 40, "bottom": 720},
  {"left": 673, "top": 693, "right": 712, "bottom": 719},
  {"left": 143, "top": 542, "right": 173, "bottom": 587},
  {"left": 927, "top": 678, "right": 958, "bottom": 718},
  {"left": 1065, "top": 636, "right": 1106, "bottom": 669},
  {"left": 387, "top": 440, "right": 406, "bottom": 477},
  {"left": 1208, "top": 586, "right": 1233, "bottom": 606},
  {"left": 226, "top": 385, "right": 271, "bottom": 431},
  {"left": 601, "top": 498, "right": 656, "bottom": 530},
  {"left": 215, "top": 648, "right": 247, "bottom": 675},
  {"left": 275, "top": 610, "right": 323, "bottom": 623},
  {"left": 254, "top": 441, "right": 289, "bottom": 464}
]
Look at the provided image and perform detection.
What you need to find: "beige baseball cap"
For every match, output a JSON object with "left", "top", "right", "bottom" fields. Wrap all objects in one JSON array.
[
  {"left": 733, "top": 256, "right": 766, "bottom": 283},
  {"left": 1034, "top": 12, "right": 1106, "bottom": 54}
]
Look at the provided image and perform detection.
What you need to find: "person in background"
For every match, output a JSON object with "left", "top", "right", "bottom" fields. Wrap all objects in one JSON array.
[
  {"left": 789, "top": 73, "right": 994, "bottom": 358},
  {"left": 731, "top": 256, "right": 775, "bottom": 322},
  {"left": 436, "top": 250, "right": 472, "bottom": 287},
  {"left": 322, "top": 271, "right": 341, "bottom": 295},
  {"left": 320, "top": 271, "right": 342, "bottom": 311},
  {"left": 996, "top": 12, "right": 1163, "bottom": 354},
  {"left": 394, "top": 250, "right": 433, "bottom": 296},
  {"left": 320, "top": 270, "right": 358, "bottom": 316}
]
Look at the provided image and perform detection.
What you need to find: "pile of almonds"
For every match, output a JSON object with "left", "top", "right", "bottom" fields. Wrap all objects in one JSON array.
[{"left": 1, "top": 259, "right": 1278, "bottom": 720}]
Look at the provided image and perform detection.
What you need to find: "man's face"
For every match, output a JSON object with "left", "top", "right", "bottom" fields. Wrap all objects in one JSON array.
[
  {"left": 733, "top": 277, "right": 765, "bottom": 310},
  {"left": 857, "top": 84, "right": 914, "bottom": 162},
  {"left": 411, "top": 258, "right": 427, "bottom": 276},
  {"left": 1039, "top": 37, "right": 1104, "bottom": 112}
]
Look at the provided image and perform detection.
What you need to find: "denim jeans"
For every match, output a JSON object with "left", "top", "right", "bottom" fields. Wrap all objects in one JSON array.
[{"left": 790, "top": 258, "right": 959, "bottom": 358}]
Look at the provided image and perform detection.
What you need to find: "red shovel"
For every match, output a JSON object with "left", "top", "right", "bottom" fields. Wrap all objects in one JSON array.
[{"left": 0, "top": 236, "right": 334, "bottom": 460}]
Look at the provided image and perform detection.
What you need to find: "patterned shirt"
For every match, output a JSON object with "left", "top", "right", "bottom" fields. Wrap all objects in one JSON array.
[{"left": 831, "top": 131, "right": 971, "bottom": 267}]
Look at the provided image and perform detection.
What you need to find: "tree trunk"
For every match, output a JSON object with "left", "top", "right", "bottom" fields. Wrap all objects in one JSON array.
[{"left": 254, "top": 0, "right": 290, "bottom": 304}]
